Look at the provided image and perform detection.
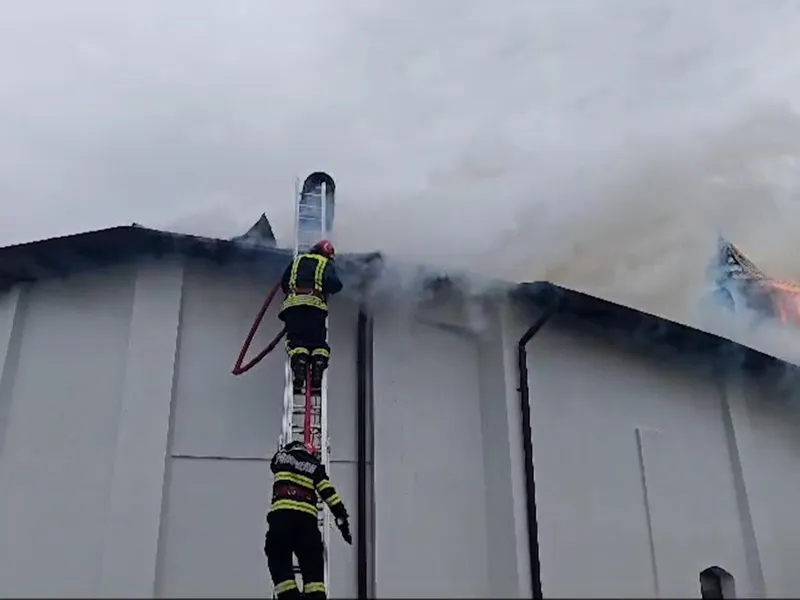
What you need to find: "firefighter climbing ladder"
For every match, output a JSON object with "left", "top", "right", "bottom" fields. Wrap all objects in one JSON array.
[{"left": 279, "top": 176, "right": 332, "bottom": 595}]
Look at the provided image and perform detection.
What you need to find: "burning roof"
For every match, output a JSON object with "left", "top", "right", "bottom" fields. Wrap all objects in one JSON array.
[{"left": 714, "top": 236, "right": 800, "bottom": 324}]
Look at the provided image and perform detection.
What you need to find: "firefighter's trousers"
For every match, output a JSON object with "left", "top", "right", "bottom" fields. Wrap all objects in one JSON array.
[
  {"left": 265, "top": 511, "right": 327, "bottom": 599},
  {"left": 279, "top": 305, "right": 330, "bottom": 388}
]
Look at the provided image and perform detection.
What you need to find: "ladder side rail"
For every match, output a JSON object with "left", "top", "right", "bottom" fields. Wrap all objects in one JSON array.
[
  {"left": 297, "top": 184, "right": 327, "bottom": 252},
  {"left": 319, "top": 325, "right": 331, "bottom": 592},
  {"left": 318, "top": 182, "right": 331, "bottom": 593},
  {"left": 293, "top": 177, "right": 301, "bottom": 255},
  {"left": 320, "top": 180, "right": 329, "bottom": 241},
  {"left": 274, "top": 184, "right": 299, "bottom": 598},
  {"left": 281, "top": 178, "right": 303, "bottom": 448},
  {"left": 281, "top": 361, "right": 293, "bottom": 447}
]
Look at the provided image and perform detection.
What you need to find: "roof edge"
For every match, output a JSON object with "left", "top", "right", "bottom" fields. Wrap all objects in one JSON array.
[{"left": 0, "top": 223, "right": 795, "bottom": 374}]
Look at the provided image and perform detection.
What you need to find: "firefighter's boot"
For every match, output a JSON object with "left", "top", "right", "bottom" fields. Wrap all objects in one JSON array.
[
  {"left": 310, "top": 355, "right": 328, "bottom": 394},
  {"left": 290, "top": 354, "right": 308, "bottom": 394}
]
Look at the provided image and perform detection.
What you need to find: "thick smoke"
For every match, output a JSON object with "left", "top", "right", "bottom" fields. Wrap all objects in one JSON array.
[{"left": 4, "top": 0, "right": 800, "bottom": 351}]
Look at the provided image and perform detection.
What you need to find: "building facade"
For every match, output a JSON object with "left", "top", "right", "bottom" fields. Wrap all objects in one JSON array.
[{"left": 0, "top": 226, "right": 798, "bottom": 598}]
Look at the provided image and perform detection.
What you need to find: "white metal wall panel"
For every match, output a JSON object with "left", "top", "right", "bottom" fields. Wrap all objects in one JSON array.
[
  {"left": 0, "top": 285, "right": 25, "bottom": 480},
  {"left": 0, "top": 266, "right": 136, "bottom": 596},
  {"left": 723, "top": 372, "right": 800, "bottom": 598},
  {"left": 98, "top": 259, "right": 185, "bottom": 596},
  {"left": 372, "top": 301, "right": 490, "bottom": 598},
  {"left": 521, "top": 314, "right": 748, "bottom": 598},
  {"left": 156, "top": 457, "right": 274, "bottom": 598},
  {"left": 637, "top": 426, "right": 749, "bottom": 597},
  {"left": 325, "top": 295, "right": 360, "bottom": 462},
  {"left": 326, "top": 461, "right": 359, "bottom": 596},
  {"left": 325, "top": 295, "right": 363, "bottom": 597},
  {"left": 169, "top": 262, "right": 285, "bottom": 459},
  {"left": 477, "top": 306, "right": 528, "bottom": 598}
]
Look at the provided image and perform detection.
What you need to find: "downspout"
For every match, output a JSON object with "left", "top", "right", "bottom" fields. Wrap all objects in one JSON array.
[
  {"left": 517, "top": 304, "right": 559, "bottom": 599},
  {"left": 356, "top": 307, "right": 369, "bottom": 599}
]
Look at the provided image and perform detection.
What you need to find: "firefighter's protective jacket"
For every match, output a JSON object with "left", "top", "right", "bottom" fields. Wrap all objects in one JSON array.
[
  {"left": 269, "top": 446, "right": 349, "bottom": 521},
  {"left": 279, "top": 253, "right": 343, "bottom": 314}
]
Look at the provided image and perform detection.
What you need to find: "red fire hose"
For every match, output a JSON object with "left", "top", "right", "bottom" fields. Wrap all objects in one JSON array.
[
  {"left": 231, "top": 280, "right": 286, "bottom": 376},
  {"left": 232, "top": 273, "right": 318, "bottom": 454},
  {"left": 304, "top": 369, "right": 314, "bottom": 450}
]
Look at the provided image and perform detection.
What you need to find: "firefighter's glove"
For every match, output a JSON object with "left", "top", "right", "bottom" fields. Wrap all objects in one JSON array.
[{"left": 335, "top": 517, "right": 352, "bottom": 545}]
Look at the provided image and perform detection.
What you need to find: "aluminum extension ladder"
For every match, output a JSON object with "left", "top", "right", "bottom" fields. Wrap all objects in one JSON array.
[{"left": 277, "top": 178, "right": 332, "bottom": 596}]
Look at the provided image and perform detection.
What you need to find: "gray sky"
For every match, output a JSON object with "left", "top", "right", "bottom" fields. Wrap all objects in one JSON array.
[{"left": 3, "top": 0, "right": 800, "bottom": 324}]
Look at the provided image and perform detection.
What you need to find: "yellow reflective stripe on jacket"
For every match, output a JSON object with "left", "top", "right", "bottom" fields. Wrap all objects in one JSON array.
[
  {"left": 280, "top": 294, "right": 327, "bottom": 312},
  {"left": 283, "top": 254, "right": 330, "bottom": 312},
  {"left": 316, "top": 479, "right": 343, "bottom": 507},
  {"left": 274, "top": 471, "right": 315, "bottom": 489},
  {"left": 313, "top": 255, "right": 326, "bottom": 291},
  {"left": 270, "top": 499, "right": 318, "bottom": 516},
  {"left": 288, "top": 254, "right": 328, "bottom": 294},
  {"left": 288, "top": 256, "right": 301, "bottom": 292}
]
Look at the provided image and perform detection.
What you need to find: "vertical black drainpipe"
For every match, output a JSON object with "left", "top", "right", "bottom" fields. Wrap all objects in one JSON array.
[
  {"left": 356, "top": 307, "right": 369, "bottom": 599},
  {"left": 517, "top": 305, "right": 558, "bottom": 599}
]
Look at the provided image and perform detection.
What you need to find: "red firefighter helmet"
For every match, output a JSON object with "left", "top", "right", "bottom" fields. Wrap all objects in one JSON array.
[
  {"left": 311, "top": 239, "right": 335, "bottom": 259},
  {"left": 284, "top": 440, "right": 319, "bottom": 457}
]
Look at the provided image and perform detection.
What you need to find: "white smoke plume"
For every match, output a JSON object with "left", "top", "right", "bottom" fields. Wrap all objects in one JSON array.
[{"left": 3, "top": 0, "right": 800, "bottom": 348}]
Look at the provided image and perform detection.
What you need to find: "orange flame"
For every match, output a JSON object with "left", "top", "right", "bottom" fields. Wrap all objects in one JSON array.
[{"left": 759, "top": 281, "right": 800, "bottom": 324}]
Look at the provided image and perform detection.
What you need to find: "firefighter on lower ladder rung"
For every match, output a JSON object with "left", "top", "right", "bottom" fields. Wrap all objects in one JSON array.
[
  {"left": 278, "top": 240, "right": 342, "bottom": 394},
  {"left": 265, "top": 440, "right": 352, "bottom": 599}
]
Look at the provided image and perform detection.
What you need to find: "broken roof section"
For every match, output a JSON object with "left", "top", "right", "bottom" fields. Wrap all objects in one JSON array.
[
  {"left": 714, "top": 235, "right": 768, "bottom": 284},
  {"left": 231, "top": 213, "right": 277, "bottom": 248},
  {"left": 714, "top": 235, "right": 800, "bottom": 325}
]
